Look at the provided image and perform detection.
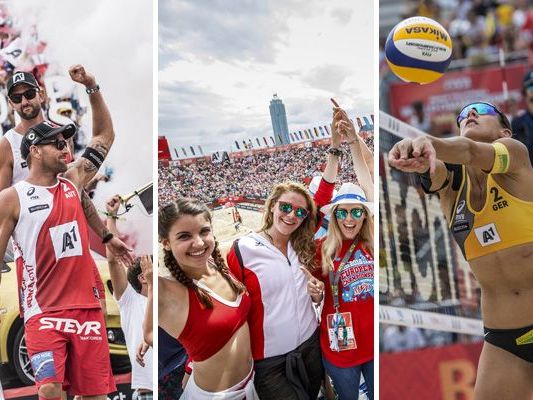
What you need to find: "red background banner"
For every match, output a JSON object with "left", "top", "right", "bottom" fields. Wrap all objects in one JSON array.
[
  {"left": 380, "top": 342, "right": 483, "bottom": 400},
  {"left": 158, "top": 136, "right": 171, "bottom": 160},
  {"left": 389, "top": 63, "right": 527, "bottom": 131}
]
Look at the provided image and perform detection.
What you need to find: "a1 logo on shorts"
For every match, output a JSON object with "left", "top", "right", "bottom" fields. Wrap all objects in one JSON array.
[
  {"left": 474, "top": 223, "right": 501, "bottom": 247},
  {"left": 49, "top": 221, "right": 82, "bottom": 259}
]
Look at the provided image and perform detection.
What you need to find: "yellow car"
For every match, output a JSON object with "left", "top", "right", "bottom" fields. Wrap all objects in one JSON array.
[{"left": 0, "top": 258, "right": 129, "bottom": 385}]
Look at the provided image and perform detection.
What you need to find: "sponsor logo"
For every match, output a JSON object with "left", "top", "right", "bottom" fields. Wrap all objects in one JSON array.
[
  {"left": 26, "top": 187, "right": 35, "bottom": 196},
  {"left": 27, "top": 132, "right": 36, "bottom": 141},
  {"left": 456, "top": 200, "right": 465, "bottom": 214},
  {"left": 29, "top": 204, "right": 50, "bottom": 213},
  {"left": 49, "top": 221, "right": 82, "bottom": 259},
  {"left": 21, "top": 161, "right": 27, "bottom": 169},
  {"left": 453, "top": 221, "right": 470, "bottom": 233},
  {"left": 474, "top": 223, "right": 501, "bottom": 247},
  {"left": 30, "top": 351, "right": 56, "bottom": 382},
  {"left": 516, "top": 328, "right": 533, "bottom": 346},
  {"left": 39, "top": 317, "right": 102, "bottom": 336},
  {"left": 404, "top": 26, "right": 448, "bottom": 41},
  {"left": 21, "top": 262, "right": 36, "bottom": 311},
  {"left": 12, "top": 72, "right": 25, "bottom": 83}
]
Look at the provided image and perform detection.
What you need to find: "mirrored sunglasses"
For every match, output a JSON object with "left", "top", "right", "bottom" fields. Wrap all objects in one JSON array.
[
  {"left": 278, "top": 201, "right": 309, "bottom": 219},
  {"left": 335, "top": 207, "right": 365, "bottom": 220}
]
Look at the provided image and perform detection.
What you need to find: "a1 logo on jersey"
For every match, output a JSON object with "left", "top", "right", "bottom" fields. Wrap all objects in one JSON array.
[
  {"left": 49, "top": 221, "right": 82, "bottom": 259},
  {"left": 474, "top": 223, "right": 501, "bottom": 247},
  {"left": 61, "top": 182, "right": 77, "bottom": 199}
]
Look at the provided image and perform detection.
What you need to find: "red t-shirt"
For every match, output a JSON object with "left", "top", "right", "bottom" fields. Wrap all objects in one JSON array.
[{"left": 315, "top": 239, "right": 374, "bottom": 367}]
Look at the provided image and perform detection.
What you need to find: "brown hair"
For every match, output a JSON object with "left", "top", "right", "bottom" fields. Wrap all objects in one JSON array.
[
  {"left": 261, "top": 181, "right": 317, "bottom": 270},
  {"left": 159, "top": 198, "right": 245, "bottom": 308}
]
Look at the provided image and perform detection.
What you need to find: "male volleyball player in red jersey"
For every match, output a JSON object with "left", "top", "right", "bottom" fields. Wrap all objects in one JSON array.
[
  {"left": 388, "top": 102, "right": 533, "bottom": 399},
  {"left": 0, "top": 67, "right": 117, "bottom": 399}
]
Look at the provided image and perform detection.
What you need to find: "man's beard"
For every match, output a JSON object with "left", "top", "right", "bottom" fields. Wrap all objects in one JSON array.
[{"left": 19, "top": 104, "right": 41, "bottom": 120}]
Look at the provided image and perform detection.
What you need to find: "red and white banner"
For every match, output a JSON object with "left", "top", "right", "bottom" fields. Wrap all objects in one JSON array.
[
  {"left": 158, "top": 136, "right": 171, "bottom": 160},
  {"left": 380, "top": 342, "right": 483, "bottom": 400},
  {"left": 389, "top": 63, "right": 527, "bottom": 129}
]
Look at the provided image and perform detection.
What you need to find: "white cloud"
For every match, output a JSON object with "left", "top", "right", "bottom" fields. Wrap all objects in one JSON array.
[{"left": 159, "top": 0, "right": 374, "bottom": 153}]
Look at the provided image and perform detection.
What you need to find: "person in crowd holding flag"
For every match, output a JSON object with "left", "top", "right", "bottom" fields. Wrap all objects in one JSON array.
[
  {"left": 104, "top": 195, "right": 153, "bottom": 399},
  {"left": 158, "top": 198, "right": 258, "bottom": 400},
  {"left": 388, "top": 101, "right": 533, "bottom": 399},
  {"left": 227, "top": 181, "right": 323, "bottom": 400}
]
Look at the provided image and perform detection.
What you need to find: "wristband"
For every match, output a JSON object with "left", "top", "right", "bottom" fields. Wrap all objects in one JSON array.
[
  {"left": 102, "top": 232, "right": 114, "bottom": 244},
  {"left": 82, "top": 146, "right": 104, "bottom": 170},
  {"left": 490, "top": 142, "right": 510, "bottom": 174},
  {"left": 85, "top": 84, "right": 100, "bottom": 94},
  {"left": 104, "top": 211, "right": 119, "bottom": 220},
  {"left": 327, "top": 147, "right": 343, "bottom": 157}
]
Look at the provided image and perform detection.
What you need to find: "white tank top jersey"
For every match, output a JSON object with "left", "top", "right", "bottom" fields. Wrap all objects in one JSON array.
[
  {"left": 4, "top": 128, "right": 28, "bottom": 185},
  {"left": 12, "top": 177, "right": 100, "bottom": 323}
]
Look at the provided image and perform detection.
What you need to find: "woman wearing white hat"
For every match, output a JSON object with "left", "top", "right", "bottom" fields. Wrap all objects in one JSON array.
[{"left": 303, "top": 182, "right": 375, "bottom": 400}]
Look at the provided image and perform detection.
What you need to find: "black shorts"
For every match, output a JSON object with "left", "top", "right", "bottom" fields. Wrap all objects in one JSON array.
[{"left": 484, "top": 325, "right": 533, "bottom": 362}]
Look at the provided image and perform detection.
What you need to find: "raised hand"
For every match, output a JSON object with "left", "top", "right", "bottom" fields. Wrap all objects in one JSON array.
[
  {"left": 300, "top": 267, "right": 325, "bottom": 303},
  {"left": 68, "top": 64, "right": 97, "bottom": 88}
]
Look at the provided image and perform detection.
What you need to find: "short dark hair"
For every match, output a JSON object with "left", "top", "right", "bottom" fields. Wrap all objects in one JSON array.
[{"left": 127, "top": 258, "right": 143, "bottom": 293}]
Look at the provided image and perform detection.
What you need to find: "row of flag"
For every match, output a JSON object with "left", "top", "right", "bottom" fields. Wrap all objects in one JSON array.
[{"left": 172, "top": 114, "right": 374, "bottom": 159}]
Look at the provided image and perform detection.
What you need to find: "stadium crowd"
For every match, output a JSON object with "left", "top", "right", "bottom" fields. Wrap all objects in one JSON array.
[{"left": 158, "top": 138, "right": 374, "bottom": 205}]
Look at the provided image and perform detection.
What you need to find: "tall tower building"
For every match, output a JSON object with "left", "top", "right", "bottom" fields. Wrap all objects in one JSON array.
[{"left": 269, "top": 94, "right": 290, "bottom": 145}]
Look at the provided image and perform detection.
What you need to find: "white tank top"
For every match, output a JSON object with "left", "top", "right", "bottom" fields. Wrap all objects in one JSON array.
[{"left": 4, "top": 128, "right": 28, "bottom": 185}]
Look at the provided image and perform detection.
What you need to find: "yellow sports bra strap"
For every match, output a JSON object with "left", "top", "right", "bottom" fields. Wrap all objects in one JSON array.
[{"left": 491, "top": 142, "right": 510, "bottom": 174}]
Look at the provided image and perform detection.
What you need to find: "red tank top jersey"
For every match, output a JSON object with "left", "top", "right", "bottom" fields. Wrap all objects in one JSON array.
[
  {"left": 12, "top": 177, "right": 100, "bottom": 323},
  {"left": 316, "top": 240, "right": 374, "bottom": 367},
  {"left": 178, "top": 281, "right": 250, "bottom": 362}
]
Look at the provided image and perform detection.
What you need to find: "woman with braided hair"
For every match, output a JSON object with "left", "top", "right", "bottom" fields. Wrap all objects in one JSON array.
[{"left": 158, "top": 198, "right": 258, "bottom": 400}]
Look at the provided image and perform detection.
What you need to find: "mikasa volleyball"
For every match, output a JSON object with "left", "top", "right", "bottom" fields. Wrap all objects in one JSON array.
[{"left": 385, "top": 16, "right": 452, "bottom": 84}]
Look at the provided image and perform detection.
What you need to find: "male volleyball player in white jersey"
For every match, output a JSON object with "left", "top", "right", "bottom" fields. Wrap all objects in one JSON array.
[
  {"left": 0, "top": 68, "right": 132, "bottom": 265},
  {"left": 0, "top": 69, "right": 117, "bottom": 399},
  {"left": 389, "top": 102, "right": 533, "bottom": 399}
]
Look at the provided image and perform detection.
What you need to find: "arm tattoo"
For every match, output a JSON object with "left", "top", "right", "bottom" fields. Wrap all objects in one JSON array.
[{"left": 81, "top": 190, "right": 97, "bottom": 219}]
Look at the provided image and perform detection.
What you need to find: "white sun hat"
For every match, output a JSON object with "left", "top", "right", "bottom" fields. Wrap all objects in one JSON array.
[{"left": 320, "top": 182, "right": 373, "bottom": 216}]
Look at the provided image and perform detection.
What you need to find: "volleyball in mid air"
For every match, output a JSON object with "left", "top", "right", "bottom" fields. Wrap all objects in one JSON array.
[{"left": 385, "top": 16, "right": 452, "bottom": 85}]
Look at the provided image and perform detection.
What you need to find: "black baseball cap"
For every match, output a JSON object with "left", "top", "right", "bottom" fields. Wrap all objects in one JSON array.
[
  {"left": 21, "top": 121, "right": 77, "bottom": 159},
  {"left": 523, "top": 70, "right": 533, "bottom": 90},
  {"left": 7, "top": 71, "right": 39, "bottom": 95}
]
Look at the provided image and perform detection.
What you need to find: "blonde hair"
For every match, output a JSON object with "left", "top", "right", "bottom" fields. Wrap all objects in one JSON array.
[
  {"left": 320, "top": 204, "right": 374, "bottom": 275},
  {"left": 261, "top": 181, "right": 317, "bottom": 270}
]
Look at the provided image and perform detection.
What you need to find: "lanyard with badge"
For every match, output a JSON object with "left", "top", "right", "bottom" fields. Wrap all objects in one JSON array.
[{"left": 327, "top": 240, "right": 358, "bottom": 352}]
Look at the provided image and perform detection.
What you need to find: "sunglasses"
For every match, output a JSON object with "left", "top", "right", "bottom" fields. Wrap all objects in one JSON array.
[
  {"left": 456, "top": 102, "right": 510, "bottom": 129},
  {"left": 277, "top": 201, "right": 309, "bottom": 219},
  {"left": 9, "top": 88, "right": 38, "bottom": 104},
  {"left": 38, "top": 138, "right": 68, "bottom": 151},
  {"left": 335, "top": 207, "right": 365, "bottom": 220}
]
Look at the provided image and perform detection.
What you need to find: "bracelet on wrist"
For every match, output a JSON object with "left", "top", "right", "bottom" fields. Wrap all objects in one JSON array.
[
  {"left": 327, "top": 147, "right": 343, "bottom": 157},
  {"left": 85, "top": 84, "right": 100, "bottom": 94},
  {"left": 102, "top": 232, "right": 114, "bottom": 244},
  {"left": 103, "top": 211, "right": 119, "bottom": 220}
]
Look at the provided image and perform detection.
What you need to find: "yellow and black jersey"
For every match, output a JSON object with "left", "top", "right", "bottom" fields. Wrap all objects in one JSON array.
[{"left": 450, "top": 165, "right": 533, "bottom": 261}]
